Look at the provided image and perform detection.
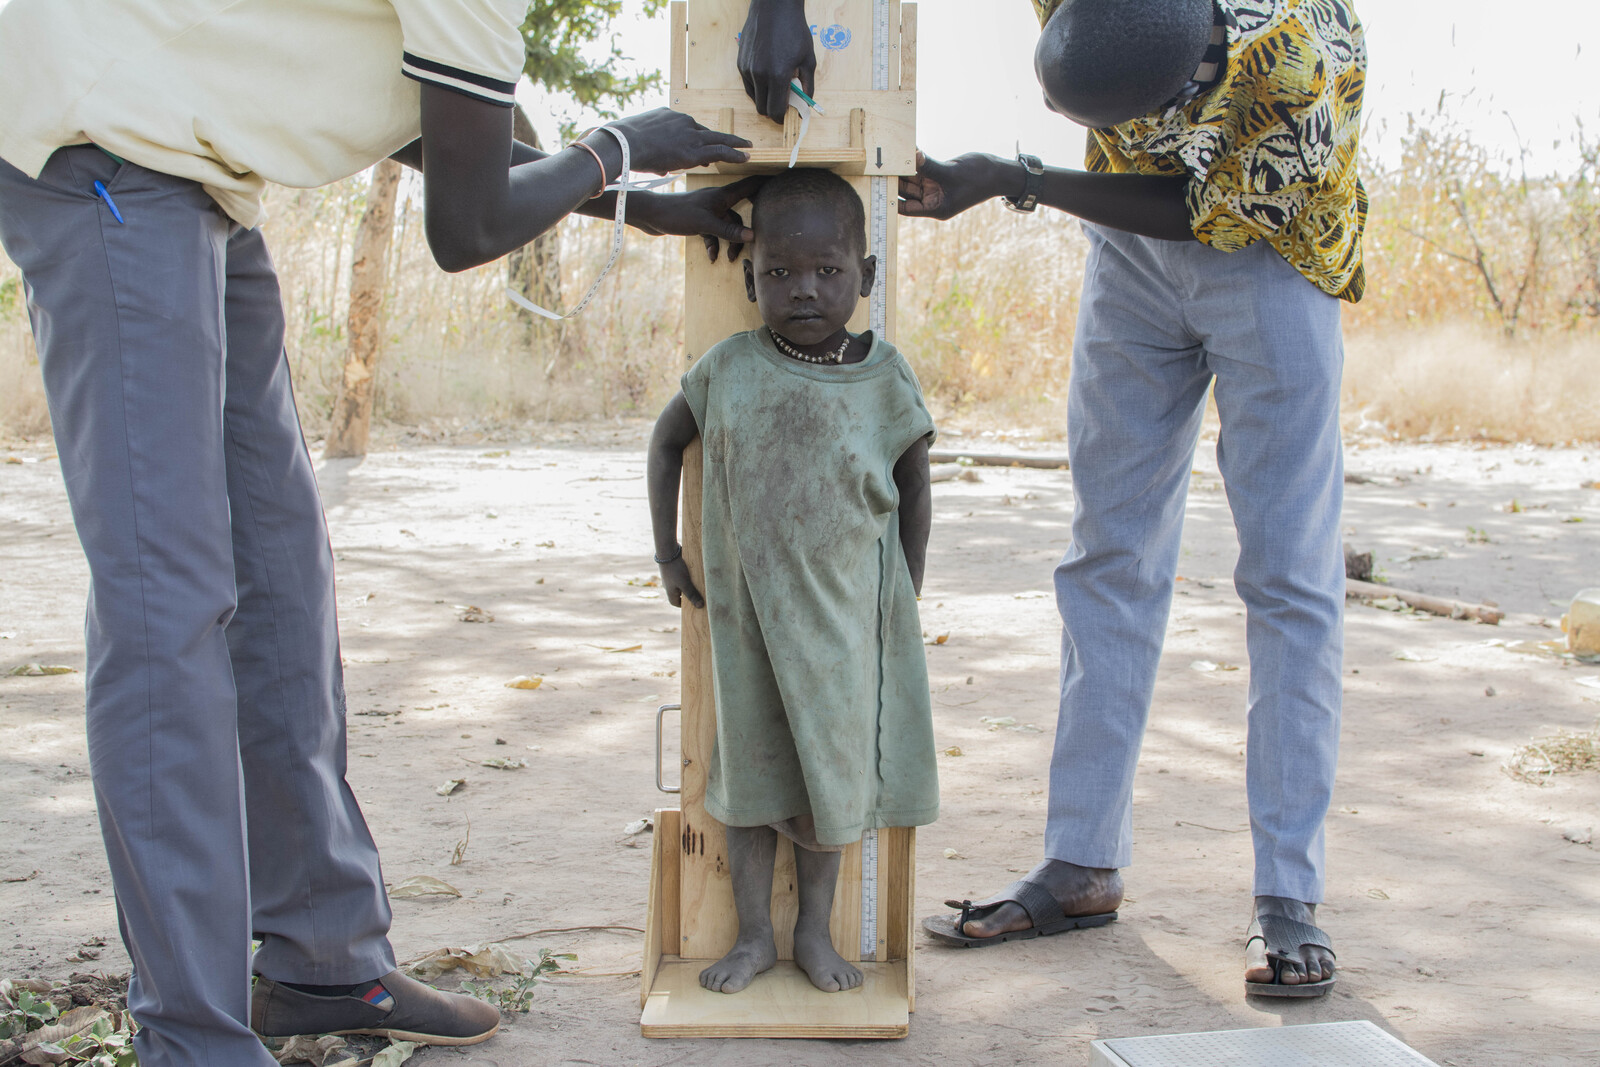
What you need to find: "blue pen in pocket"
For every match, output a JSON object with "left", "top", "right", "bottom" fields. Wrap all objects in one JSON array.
[{"left": 93, "top": 180, "right": 125, "bottom": 224}]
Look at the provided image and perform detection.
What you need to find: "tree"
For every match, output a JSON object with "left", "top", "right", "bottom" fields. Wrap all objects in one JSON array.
[
  {"left": 324, "top": 158, "right": 402, "bottom": 459},
  {"left": 508, "top": 1, "right": 669, "bottom": 325},
  {"left": 326, "top": 0, "right": 668, "bottom": 456}
]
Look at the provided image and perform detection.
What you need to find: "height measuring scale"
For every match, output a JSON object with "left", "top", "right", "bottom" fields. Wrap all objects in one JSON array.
[
  {"left": 859, "top": 0, "right": 892, "bottom": 965},
  {"left": 641, "top": 0, "right": 921, "bottom": 1040}
]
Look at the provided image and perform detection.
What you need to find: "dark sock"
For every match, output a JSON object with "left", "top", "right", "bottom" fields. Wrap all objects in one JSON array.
[{"left": 281, "top": 979, "right": 382, "bottom": 998}]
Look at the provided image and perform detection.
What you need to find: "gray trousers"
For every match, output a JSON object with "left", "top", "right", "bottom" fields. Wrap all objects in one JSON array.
[
  {"left": 0, "top": 147, "right": 395, "bottom": 1067},
  {"left": 1047, "top": 223, "right": 1345, "bottom": 903}
]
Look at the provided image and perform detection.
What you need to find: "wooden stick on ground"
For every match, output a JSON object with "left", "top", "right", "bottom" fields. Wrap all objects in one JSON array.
[
  {"left": 1346, "top": 578, "right": 1504, "bottom": 625},
  {"left": 928, "top": 450, "right": 1069, "bottom": 470}
]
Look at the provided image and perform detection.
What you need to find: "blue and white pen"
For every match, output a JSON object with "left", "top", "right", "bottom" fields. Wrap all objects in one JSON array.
[{"left": 93, "top": 180, "right": 125, "bottom": 224}]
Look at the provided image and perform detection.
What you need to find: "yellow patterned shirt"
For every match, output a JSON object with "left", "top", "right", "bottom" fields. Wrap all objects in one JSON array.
[{"left": 1031, "top": 0, "right": 1368, "bottom": 302}]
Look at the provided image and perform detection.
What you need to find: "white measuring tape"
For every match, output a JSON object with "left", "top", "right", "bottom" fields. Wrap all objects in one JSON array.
[
  {"left": 859, "top": 0, "right": 894, "bottom": 964},
  {"left": 859, "top": 827, "right": 880, "bottom": 960},
  {"left": 504, "top": 126, "right": 674, "bottom": 322},
  {"left": 787, "top": 83, "right": 824, "bottom": 169},
  {"left": 867, "top": 0, "right": 892, "bottom": 339}
]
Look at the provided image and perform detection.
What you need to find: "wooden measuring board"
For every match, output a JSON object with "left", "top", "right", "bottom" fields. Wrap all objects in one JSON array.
[
  {"left": 642, "top": 812, "right": 916, "bottom": 1039},
  {"left": 641, "top": 0, "right": 920, "bottom": 1040}
]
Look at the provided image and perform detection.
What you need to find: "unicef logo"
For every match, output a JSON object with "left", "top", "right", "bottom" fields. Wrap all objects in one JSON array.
[{"left": 820, "top": 24, "right": 852, "bottom": 51}]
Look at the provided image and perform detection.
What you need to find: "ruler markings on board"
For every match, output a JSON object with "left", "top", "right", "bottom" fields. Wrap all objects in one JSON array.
[
  {"left": 859, "top": 827, "right": 880, "bottom": 959},
  {"left": 868, "top": 0, "right": 892, "bottom": 340},
  {"left": 860, "top": 0, "right": 893, "bottom": 960},
  {"left": 869, "top": 180, "right": 889, "bottom": 337}
]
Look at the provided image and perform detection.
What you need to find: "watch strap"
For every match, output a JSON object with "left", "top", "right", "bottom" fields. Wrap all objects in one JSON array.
[{"left": 1006, "top": 153, "right": 1045, "bottom": 213}]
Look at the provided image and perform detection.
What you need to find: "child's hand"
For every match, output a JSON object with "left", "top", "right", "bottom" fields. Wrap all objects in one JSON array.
[{"left": 661, "top": 557, "right": 705, "bottom": 610}]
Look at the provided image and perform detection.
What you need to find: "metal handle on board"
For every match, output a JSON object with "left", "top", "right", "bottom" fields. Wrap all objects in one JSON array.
[{"left": 656, "top": 703, "right": 682, "bottom": 794}]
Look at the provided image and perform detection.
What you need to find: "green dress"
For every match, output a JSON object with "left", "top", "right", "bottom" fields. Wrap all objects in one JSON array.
[{"left": 681, "top": 327, "right": 939, "bottom": 847}]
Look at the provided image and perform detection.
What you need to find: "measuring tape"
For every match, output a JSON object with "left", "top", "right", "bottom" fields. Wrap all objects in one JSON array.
[
  {"left": 867, "top": 0, "right": 892, "bottom": 340},
  {"left": 858, "top": 0, "right": 894, "bottom": 964},
  {"left": 504, "top": 127, "right": 674, "bottom": 322},
  {"left": 859, "top": 827, "right": 880, "bottom": 960}
]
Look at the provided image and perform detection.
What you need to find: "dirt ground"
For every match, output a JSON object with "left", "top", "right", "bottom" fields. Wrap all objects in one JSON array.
[{"left": 2, "top": 424, "right": 1598, "bottom": 1067}]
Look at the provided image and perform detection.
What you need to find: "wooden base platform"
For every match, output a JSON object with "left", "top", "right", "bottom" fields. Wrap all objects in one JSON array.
[{"left": 640, "top": 959, "right": 909, "bottom": 1039}]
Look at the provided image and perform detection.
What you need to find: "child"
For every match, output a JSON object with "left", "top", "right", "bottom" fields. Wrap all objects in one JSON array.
[{"left": 647, "top": 168, "right": 938, "bottom": 996}]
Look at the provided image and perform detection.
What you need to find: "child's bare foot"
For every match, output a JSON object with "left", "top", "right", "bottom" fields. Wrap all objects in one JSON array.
[
  {"left": 793, "top": 924, "right": 862, "bottom": 993},
  {"left": 699, "top": 931, "right": 778, "bottom": 994}
]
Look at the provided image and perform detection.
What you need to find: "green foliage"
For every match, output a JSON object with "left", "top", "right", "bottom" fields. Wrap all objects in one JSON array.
[
  {"left": 0, "top": 988, "right": 59, "bottom": 1039},
  {"left": 460, "top": 948, "right": 574, "bottom": 1013},
  {"left": 1, "top": 983, "right": 138, "bottom": 1065},
  {"left": 55, "top": 1017, "right": 140, "bottom": 1067},
  {"left": 0, "top": 276, "right": 21, "bottom": 320},
  {"left": 520, "top": 1, "right": 668, "bottom": 139}
]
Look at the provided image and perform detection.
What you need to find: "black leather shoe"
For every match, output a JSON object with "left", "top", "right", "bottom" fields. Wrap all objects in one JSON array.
[{"left": 251, "top": 970, "right": 500, "bottom": 1046}]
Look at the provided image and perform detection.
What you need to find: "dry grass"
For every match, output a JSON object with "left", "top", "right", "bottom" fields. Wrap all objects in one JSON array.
[
  {"left": 1504, "top": 718, "right": 1600, "bottom": 785},
  {"left": 2, "top": 107, "right": 1597, "bottom": 445},
  {"left": 1343, "top": 328, "right": 1600, "bottom": 443},
  {"left": 0, "top": 275, "right": 47, "bottom": 440},
  {"left": 262, "top": 175, "right": 687, "bottom": 429}
]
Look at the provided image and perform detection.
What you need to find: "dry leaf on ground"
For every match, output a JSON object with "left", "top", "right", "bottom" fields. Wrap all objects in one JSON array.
[
  {"left": 371, "top": 1041, "right": 419, "bottom": 1067},
  {"left": 435, "top": 778, "right": 467, "bottom": 796},
  {"left": 619, "top": 816, "right": 654, "bottom": 848},
  {"left": 15, "top": 1005, "right": 109, "bottom": 1058},
  {"left": 388, "top": 876, "right": 462, "bottom": 900},
  {"left": 505, "top": 675, "right": 543, "bottom": 690},
  {"left": 272, "top": 1034, "right": 349, "bottom": 1066},
  {"left": 7, "top": 663, "right": 76, "bottom": 676},
  {"left": 405, "top": 943, "right": 533, "bottom": 981},
  {"left": 480, "top": 757, "right": 527, "bottom": 770}
]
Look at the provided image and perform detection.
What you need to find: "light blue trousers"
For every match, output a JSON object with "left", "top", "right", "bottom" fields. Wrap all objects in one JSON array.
[
  {"left": 0, "top": 147, "right": 395, "bottom": 1067},
  {"left": 1047, "top": 224, "right": 1345, "bottom": 903}
]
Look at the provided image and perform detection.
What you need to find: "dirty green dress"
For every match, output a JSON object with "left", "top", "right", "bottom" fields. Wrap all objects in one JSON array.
[{"left": 682, "top": 327, "right": 939, "bottom": 847}]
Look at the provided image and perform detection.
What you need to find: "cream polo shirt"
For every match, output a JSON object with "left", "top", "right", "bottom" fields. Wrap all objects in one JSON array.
[{"left": 0, "top": 0, "right": 526, "bottom": 227}]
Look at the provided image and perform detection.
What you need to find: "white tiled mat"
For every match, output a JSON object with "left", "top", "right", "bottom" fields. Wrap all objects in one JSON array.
[{"left": 1091, "top": 1021, "right": 1439, "bottom": 1067}]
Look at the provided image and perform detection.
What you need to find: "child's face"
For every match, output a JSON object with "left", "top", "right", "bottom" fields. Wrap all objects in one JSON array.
[{"left": 743, "top": 200, "right": 876, "bottom": 346}]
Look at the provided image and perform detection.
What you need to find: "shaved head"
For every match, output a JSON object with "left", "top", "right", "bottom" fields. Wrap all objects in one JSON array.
[
  {"left": 1035, "top": 0, "right": 1214, "bottom": 129},
  {"left": 751, "top": 168, "right": 866, "bottom": 255}
]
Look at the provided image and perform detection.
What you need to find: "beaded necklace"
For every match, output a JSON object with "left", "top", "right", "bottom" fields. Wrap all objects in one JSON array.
[{"left": 772, "top": 329, "right": 850, "bottom": 365}]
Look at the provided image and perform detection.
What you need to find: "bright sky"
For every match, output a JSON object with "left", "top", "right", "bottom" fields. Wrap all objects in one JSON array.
[{"left": 523, "top": 0, "right": 1600, "bottom": 175}]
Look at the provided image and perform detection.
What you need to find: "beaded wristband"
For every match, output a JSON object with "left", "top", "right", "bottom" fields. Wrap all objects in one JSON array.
[{"left": 654, "top": 544, "right": 683, "bottom": 565}]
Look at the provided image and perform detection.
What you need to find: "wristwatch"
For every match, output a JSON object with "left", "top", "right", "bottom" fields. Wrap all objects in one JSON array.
[{"left": 1005, "top": 152, "right": 1046, "bottom": 213}]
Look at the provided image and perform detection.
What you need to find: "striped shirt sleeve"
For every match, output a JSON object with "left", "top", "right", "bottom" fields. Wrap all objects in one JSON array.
[{"left": 390, "top": 0, "right": 525, "bottom": 107}]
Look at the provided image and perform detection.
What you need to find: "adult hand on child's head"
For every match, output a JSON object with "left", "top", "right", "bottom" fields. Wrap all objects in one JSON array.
[
  {"left": 605, "top": 108, "right": 752, "bottom": 175},
  {"left": 739, "top": 0, "right": 817, "bottom": 123},
  {"left": 899, "top": 151, "right": 1004, "bottom": 221},
  {"left": 632, "top": 175, "right": 766, "bottom": 265},
  {"left": 661, "top": 557, "right": 705, "bottom": 610}
]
